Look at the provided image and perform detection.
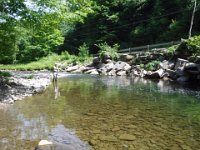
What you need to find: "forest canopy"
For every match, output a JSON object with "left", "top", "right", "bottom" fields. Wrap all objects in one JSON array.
[{"left": 0, "top": 0, "right": 200, "bottom": 64}]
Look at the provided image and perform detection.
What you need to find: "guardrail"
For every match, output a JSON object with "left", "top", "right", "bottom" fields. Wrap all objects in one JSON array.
[
  {"left": 93, "top": 40, "right": 181, "bottom": 56},
  {"left": 118, "top": 41, "right": 181, "bottom": 54}
]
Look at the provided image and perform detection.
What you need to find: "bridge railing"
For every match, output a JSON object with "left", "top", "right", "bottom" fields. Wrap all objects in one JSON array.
[
  {"left": 93, "top": 40, "right": 181, "bottom": 56},
  {"left": 118, "top": 41, "right": 181, "bottom": 54}
]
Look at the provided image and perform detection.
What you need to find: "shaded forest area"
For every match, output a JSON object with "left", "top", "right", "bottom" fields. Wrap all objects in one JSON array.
[{"left": 0, "top": 0, "right": 200, "bottom": 64}]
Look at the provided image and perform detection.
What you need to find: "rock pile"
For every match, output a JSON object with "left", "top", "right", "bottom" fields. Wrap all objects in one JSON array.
[{"left": 62, "top": 49, "right": 200, "bottom": 83}]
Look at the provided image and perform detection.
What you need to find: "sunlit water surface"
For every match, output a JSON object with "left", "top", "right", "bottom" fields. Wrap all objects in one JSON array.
[{"left": 1, "top": 74, "right": 200, "bottom": 150}]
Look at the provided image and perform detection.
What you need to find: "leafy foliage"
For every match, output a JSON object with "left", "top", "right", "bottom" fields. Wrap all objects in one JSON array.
[
  {"left": 0, "top": 71, "right": 12, "bottom": 78},
  {"left": 175, "top": 35, "right": 200, "bottom": 60},
  {"left": 78, "top": 43, "right": 90, "bottom": 62},
  {"left": 0, "top": 0, "right": 94, "bottom": 64},
  {"left": 145, "top": 60, "right": 161, "bottom": 71},
  {"left": 97, "top": 42, "right": 119, "bottom": 60},
  {"left": 0, "top": 0, "right": 200, "bottom": 64}
]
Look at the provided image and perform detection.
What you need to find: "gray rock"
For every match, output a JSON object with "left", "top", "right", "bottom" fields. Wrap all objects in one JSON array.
[
  {"left": 160, "top": 60, "right": 175, "bottom": 70},
  {"left": 90, "top": 70, "right": 99, "bottom": 75},
  {"left": 82, "top": 67, "right": 95, "bottom": 73},
  {"left": 84, "top": 69, "right": 98, "bottom": 75},
  {"left": 114, "top": 61, "right": 131, "bottom": 71},
  {"left": 165, "top": 69, "right": 178, "bottom": 79},
  {"left": 72, "top": 66, "right": 86, "bottom": 73},
  {"left": 99, "top": 135, "right": 118, "bottom": 142},
  {"left": 0, "top": 73, "right": 51, "bottom": 104},
  {"left": 119, "top": 134, "right": 136, "bottom": 141},
  {"left": 104, "top": 59, "right": 112, "bottom": 64},
  {"left": 97, "top": 62, "right": 115, "bottom": 75},
  {"left": 145, "top": 69, "right": 165, "bottom": 79},
  {"left": 66, "top": 65, "right": 80, "bottom": 72},
  {"left": 185, "top": 63, "right": 199, "bottom": 70},
  {"left": 185, "top": 63, "right": 200, "bottom": 74},
  {"left": 116, "top": 70, "right": 127, "bottom": 76},
  {"left": 174, "top": 58, "right": 189, "bottom": 70},
  {"left": 35, "top": 125, "right": 92, "bottom": 150},
  {"left": 98, "top": 67, "right": 107, "bottom": 75},
  {"left": 175, "top": 67, "right": 186, "bottom": 76},
  {"left": 107, "top": 69, "right": 116, "bottom": 76},
  {"left": 145, "top": 71, "right": 160, "bottom": 79},
  {"left": 194, "top": 56, "right": 200, "bottom": 64},
  {"left": 156, "top": 68, "right": 165, "bottom": 78},
  {"left": 104, "top": 62, "right": 115, "bottom": 70}
]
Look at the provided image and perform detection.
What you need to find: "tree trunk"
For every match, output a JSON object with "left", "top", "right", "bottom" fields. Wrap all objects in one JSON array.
[{"left": 189, "top": 0, "right": 197, "bottom": 38}]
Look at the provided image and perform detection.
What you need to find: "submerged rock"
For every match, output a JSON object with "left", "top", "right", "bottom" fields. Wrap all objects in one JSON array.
[
  {"left": 119, "top": 134, "right": 136, "bottom": 141},
  {"left": 35, "top": 125, "right": 91, "bottom": 150},
  {"left": 99, "top": 135, "right": 118, "bottom": 142}
]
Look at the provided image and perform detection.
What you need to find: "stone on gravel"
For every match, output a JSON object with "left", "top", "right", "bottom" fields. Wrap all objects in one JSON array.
[
  {"left": 119, "top": 134, "right": 136, "bottom": 141},
  {"left": 99, "top": 135, "right": 118, "bottom": 142}
]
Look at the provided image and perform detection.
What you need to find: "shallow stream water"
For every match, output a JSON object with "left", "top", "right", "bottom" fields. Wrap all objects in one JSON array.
[{"left": 1, "top": 74, "right": 200, "bottom": 150}]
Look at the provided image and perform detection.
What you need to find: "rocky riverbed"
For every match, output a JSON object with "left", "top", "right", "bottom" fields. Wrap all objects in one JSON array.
[
  {"left": 57, "top": 48, "right": 200, "bottom": 84},
  {"left": 0, "top": 71, "right": 51, "bottom": 104}
]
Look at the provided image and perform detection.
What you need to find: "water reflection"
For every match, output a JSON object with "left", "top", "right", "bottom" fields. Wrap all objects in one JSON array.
[
  {"left": 16, "top": 114, "right": 49, "bottom": 140},
  {"left": 53, "top": 80, "right": 60, "bottom": 100},
  {"left": 0, "top": 74, "right": 200, "bottom": 150},
  {"left": 48, "top": 124, "right": 91, "bottom": 150}
]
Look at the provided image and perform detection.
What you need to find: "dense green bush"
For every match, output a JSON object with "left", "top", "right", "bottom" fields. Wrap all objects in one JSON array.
[
  {"left": 97, "top": 42, "right": 119, "bottom": 60},
  {"left": 78, "top": 43, "right": 90, "bottom": 62},
  {"left": 145, "top": 60, "right": 161, "bottom": 71},
  {"left": 175, "top": 36, "right": 200, "bottom": 60}
]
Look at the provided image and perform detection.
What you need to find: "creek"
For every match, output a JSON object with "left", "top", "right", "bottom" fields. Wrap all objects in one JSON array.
[{"left": 0, "top": 74, "right": 200, "bottom": 150}]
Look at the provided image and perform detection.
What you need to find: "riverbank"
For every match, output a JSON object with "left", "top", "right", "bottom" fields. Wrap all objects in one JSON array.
[
  {"left": 0, "top": 71, "right": 51, "bottom": 104},
  {"left": 56, "top": 48, "right": 200, "bottom": 84}
]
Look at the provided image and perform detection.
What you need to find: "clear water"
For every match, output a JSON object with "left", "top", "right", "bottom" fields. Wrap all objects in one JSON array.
[{"left": 0, "top": 74, "right": 200, "bottom": 150}]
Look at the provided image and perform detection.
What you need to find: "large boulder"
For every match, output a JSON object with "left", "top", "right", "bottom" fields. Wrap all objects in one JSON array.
[
  {"left": 185, "top": 63, "right": 200, "bottom": 75},
  {"left": 82, "top": 67, "right": 96, "bottom": 73},
  {"left": 165, "top": 69, "right": 178, "bottom": 79},
  {"left": 194, "top": 56, "right": 200, "bottom": 64},
  {"left": 84, "top": 69, "right": 99, "bottom": 75},
  {"left": 159, "top": 60, "right": 175, "bottom": 70},
  {"left": 129, "top": 66, "right": 147, "bottom": 78},
  {"left": 114, "top": 61, "right": 131, "bottom": 71},
  {"left": 145, "top": 69, "right": 165, "bottom": 79},
  {"left": 97, "top": 62, "right": 115, "bottom": 75},
  {"left": 98, "top": 67, "right": 107, "bottom": 75},
  {"left": 174, "top": 58, "right": 189, "bottom": 70},
  {"left": 71, "top": 66, "right": 86, "bottom": 73},
  {"left": 175, "top": 66, "right": 186, "bottom": 76},
  {"left": 107, "top": 69, "right": 116, "bottom": 76},
  {"left": 116, "top": 70, "right": 127, "bottom": 76}
]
